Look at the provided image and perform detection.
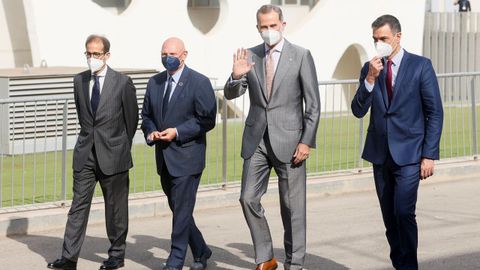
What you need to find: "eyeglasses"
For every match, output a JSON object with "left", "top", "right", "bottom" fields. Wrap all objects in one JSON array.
[{"left": 84, "top": 52, "right": 106, "bottom": 59}]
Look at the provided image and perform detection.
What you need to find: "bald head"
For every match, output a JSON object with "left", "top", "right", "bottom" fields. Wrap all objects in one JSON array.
[
  {"left": 161, "top": 37, "right": 188, "bottom": 73},
  {"left": 162, "top": 37, "right": 186, "bottom": 56}
]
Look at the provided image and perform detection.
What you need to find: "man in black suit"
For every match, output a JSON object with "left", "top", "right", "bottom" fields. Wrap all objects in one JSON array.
[
  {"left": 141, "top": 37, "right": 217, "bottom": 270},
  {"left": 455, "top": 0, "right": 472, "bottom": 12},
  {"left": 48, "top": 35, "right": 138, "bottom": 270}
]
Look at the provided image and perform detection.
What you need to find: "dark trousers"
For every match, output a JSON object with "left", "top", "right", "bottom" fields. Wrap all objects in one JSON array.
[
  {"left": 161, "top": 161, "right": 209, "bottom": 269},
  {"left": 373, "top": 152, "right": 420, "bottom": 270},
  {"left": 62, "top": 148, "right": 129, "bottom": 261}
]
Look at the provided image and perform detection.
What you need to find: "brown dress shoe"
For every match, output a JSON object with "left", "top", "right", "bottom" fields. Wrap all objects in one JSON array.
[{"left": 255, "top": 258, "right": 278, "bottom": 270}]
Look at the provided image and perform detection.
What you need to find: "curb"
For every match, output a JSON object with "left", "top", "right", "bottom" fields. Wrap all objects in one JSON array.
[{"left": 1, "top": 159, "right": 478, "bottom": 238}]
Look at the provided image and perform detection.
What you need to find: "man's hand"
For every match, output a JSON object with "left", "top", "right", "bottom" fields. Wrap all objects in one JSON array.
[
  {"left": 366, "top": 56, "right": 384, "bottom": 85},
  {"left": 158, "top": 128, "right": 177, "bottom": 142},
  {"left": 292, "top": 143, "right": 310, "bottom": 165},
  {"left": 148, "top": 131, "right": 162, "bottom": 142},
  {"left": 232, "top": 48, "right": 255, "bottom": 80},
  {"left": 420, "top": 158, "right": 435, "bottom": 180}
]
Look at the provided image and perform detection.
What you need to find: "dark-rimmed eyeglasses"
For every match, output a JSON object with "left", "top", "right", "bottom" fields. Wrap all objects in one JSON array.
[{"left": 84, "top": 52, "right": 106, "bottom": 59}]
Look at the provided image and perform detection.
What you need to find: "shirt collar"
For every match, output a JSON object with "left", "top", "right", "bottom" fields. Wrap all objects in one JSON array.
[
  {"left": 167, "top": 65, "right": 185, "bottom": 83},
  {"left": 92, "top": 65, "right": 108, "bottom": 77},
  {"left": 389, "top": 47, "right": 404, "bottom": 67},
  {"left": 264, "top": 38, "right": 285, "bottom": 54}
]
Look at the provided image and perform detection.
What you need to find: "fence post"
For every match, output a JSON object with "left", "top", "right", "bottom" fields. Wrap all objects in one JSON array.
[
  {"left": 471, "top": 78, "right": 478, "bottom": 158},
  {"left": 358, "top": 117, "right": 364, "bottom": 172},
  {"left": 61, "top": 101, "right": 68, "bottom": 206},
  {"left": 222, "top": 96, "right": 228, "bottom": 189}
]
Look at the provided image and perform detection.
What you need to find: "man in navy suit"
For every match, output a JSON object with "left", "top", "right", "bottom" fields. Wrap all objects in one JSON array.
[
  {"left": 141, "top": 37, "right": 217, "bottom": 270},
  {"left": 351, "top": 15, "right": 443, "bottom": 270}
]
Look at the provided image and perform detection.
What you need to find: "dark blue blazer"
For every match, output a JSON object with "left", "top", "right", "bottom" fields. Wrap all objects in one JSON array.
[
  {"left": 141, "top": 66, "right": 217, "bottom": 177},
  {"left": 351, "top": 51, "right": 444, "bottom": 166}
]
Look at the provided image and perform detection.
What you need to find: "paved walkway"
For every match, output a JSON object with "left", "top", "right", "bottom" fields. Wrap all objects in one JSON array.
[{"left": 0, "top": 177, "right": 479, "bottom": 270}]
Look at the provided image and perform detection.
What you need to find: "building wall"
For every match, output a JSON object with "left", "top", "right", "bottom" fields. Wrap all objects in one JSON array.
[
  {"left": 430, "top": 0, "right": 480, "bottom": 12},
  {"left": 0, "top": 0, "right": 32, "bottom": 68},
  {"left": 1, "top": 0, "right": 426, "bottom": 82}
]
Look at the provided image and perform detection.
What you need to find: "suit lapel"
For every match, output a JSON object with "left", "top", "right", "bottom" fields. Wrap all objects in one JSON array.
[
  {"left": 82, "top": 72, "right": 93, "bottom": 116},
  {"left": 156, "top": 72, "right": 168, "bottom": 122},
  {"left": 251, "top": 45, "right": 268, "bottom": 101},
  {"left": 165, "top": 67, "right": 190, "bottom": 119},
  {"left": 95, "top": 67, "right": 117, "bottom": 117},
  {"left": 271, "top": 40, "right": 294, "bottom": 98}
]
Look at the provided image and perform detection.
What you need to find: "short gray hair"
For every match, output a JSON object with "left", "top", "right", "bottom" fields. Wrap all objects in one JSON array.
[{"left": 256, "top": 4, "right": 283, "bottom": 23}]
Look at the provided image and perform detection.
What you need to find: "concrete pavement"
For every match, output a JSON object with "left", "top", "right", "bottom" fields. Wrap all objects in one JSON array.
[{"left": 0, "top": 174, "right": 479, "bottom": 269}]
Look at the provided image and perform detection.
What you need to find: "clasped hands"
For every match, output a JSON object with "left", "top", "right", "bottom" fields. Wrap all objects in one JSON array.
[{"left": 148, "top": 128, "right": 177, "bottom": 143}]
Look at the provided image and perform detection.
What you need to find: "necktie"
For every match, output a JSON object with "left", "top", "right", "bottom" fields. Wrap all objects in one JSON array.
[
  {"left": 162, "top": 77, "right": 173, "bottom": 118},
  {"left": 91, "top": 75, "right": 100, "bottom": 114},
  {"left": 386, "top": 60, "right": 393, "bottom": 105},
  {"left": 265, "top": 49, "right": 275, "bottom": 100}
]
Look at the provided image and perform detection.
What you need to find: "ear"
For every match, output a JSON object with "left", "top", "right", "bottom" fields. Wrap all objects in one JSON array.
[
  {"left": 396, "top": 32, "right": 402, "bottom": 42},
  {"left": 104, "top": 52, "right": 111, "bottom": 61}
]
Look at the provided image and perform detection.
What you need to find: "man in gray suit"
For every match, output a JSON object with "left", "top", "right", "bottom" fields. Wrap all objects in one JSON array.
[
  {"left": 48, "top": 35, "right": 138, "bottom": 270},
  {"left": 224, "top": 5, "right": 320, "bottom": 270}
]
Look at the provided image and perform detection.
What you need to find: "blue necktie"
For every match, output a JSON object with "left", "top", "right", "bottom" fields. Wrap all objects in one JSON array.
[
  {"left": 162, "top": 77, "right": 173, "bottom": 118},
  {"left": 91, "top": 75, "right": 100, "bottom": 114}
]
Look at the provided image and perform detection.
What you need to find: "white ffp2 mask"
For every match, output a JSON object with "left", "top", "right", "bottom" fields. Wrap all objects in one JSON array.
[
  {"left": 261, "top": 30, "right": 282, "bottom": 46},
  {"left": 87, "top": 58, "right": 105, "bottom": 72},
  {"left": 375, "top": 41, "right": 393, "bottom": 58}
]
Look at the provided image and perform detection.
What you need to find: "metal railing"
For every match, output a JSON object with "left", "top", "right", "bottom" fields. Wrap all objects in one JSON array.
[{"left": 0, "top": 72, "right": 479, "bottom": 209}]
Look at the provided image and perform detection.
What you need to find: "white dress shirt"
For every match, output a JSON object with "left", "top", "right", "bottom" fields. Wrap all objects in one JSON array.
[
  {"left": 89, "top": 65, "right": 108, "bottom": 100},
  {"left": 164, "top": 65, "right": 185, "bottom": 101},
  {"left": 264, "top": 38, "right": 285, "bottom": 73}
]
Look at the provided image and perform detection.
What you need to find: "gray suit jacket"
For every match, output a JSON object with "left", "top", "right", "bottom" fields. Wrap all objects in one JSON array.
[
  {"left": 224, "top": 40, "right": 320, "bottom": 163},
  {"left": 72, "top": 67, "right": 139, "bottom": 175}
]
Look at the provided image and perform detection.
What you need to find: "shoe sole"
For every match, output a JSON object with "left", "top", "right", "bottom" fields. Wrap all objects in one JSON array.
[{"left": 100, "top": 262, "right": 124, "bottom": 270}]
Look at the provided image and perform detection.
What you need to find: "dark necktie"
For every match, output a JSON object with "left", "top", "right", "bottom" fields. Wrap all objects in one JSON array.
[
  {"left": 91, "top": 75, "right": 100, "bottom": 114},
  {"left": 162, "top": 77, "right": 173, "bottom": 118},
  {"left": 386, "top": 60, "right": 393, "bottom": 105}
]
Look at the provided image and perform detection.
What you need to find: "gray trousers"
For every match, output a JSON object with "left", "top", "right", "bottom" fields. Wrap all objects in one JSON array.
[
  {"left": 239, "top": 133, "right": 306, "bottom": 270},
  {"left": 62, "top": 148, "right": 129, "bottom": 261}
]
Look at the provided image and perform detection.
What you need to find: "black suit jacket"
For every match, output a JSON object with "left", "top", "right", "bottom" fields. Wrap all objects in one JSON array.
[{"left": 73, "top": 67, "right": 139, "bottom": 175}]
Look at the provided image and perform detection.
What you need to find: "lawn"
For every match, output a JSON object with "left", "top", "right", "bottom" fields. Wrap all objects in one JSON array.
[{"left": 1, "top": 106, "right": 479, "bottom": 207}]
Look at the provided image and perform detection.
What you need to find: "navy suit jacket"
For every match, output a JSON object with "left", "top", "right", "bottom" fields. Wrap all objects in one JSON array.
[
  {"left": 351, "top": 51, "right": 444, "bottom": 166},
  {"left": 141, "top": 66, "right": 217, "bottom": 177}
]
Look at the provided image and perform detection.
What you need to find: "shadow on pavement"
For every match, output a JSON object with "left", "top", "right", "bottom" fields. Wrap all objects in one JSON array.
[
  {"left": 228, "top": 243, "right": 349, "bottom": 270},
  {"left": 377, "top": 252, "right": 480, "bottom": 270},
  {"left": 6, "top": 219, "right": 256, "bottom": 269}
]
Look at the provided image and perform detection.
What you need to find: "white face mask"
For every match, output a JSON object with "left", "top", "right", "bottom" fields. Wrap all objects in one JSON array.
[
  {"left": 261, "top": 29, "right": 282, "bottom": 46},
  {"left": 87, "top": 58, "right": 105, "bottom": 72},
  {"left": 375, "top": 41, "right": 393, "bottom": 58}
]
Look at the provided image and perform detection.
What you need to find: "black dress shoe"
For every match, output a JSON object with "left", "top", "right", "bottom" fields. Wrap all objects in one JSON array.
[
  {"left": 47, "top": 257, "right": 77, "bottom": 270},
  {"left": 190, "top": 248, "right": 213, "bottom": 270},
  {"left": 99, "top": 256, "right": 124, "bottom": 269}
]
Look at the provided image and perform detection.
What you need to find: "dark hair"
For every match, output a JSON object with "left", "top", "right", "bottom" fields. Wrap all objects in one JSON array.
[
  {"left": 256, "top": 4, "right": 283, "bottom": 23},
  {"left": 85, "top": 34, "right": 111, "bottom": 53},
  {"left": 371, "top": 15, "right": 401, "bottom": 34}
]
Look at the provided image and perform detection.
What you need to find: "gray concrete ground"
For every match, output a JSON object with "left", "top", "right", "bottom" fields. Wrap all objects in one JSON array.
[{"left": 0, "top": 174, "right": 479, "bottom": 269}]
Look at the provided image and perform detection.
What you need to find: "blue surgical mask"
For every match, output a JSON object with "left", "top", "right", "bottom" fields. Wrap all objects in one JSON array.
[{"left": 162, "top": 56, "right": 181, "bottom": 72}]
